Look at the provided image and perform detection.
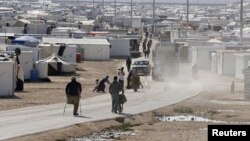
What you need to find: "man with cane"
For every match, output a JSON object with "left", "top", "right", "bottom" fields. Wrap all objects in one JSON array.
[{"left": 65, "top": 76, "right": 82, "bottom": 116}]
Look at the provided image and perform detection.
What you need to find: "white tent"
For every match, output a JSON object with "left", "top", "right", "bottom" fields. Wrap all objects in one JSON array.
[
  {"left": 207, "top": 39, "right": 222, "bottom": 43},
  {"left": 37, "top": 44, "right": 77, "bottom": 63},
  {"left": 38, "top": 53, "right": 76, "bottom": 75}
]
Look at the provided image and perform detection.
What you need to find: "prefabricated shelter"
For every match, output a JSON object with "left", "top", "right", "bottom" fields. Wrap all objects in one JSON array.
[
  {"left": 217, "top": 50, "right": 250, "bottom": 76},
  {"left": 0, "top": 60, "right": 15, "bottom": 96},
  {"left": 37, "top": 43, "right": 77, "bottom": 63},
  {"left": 243, "top": 68, "right": 250, "bottom": 99},
  {"left": 6, "top": 45, "right": 40, "bottom": 61},
  {"left": 211, "top": 53, "right": 218, "bottom": 73},
  {"left": 42, "top": 37, "right": 110, "bottom": 61},
  {"left": 27, "top": 21, "right": 47, "bottom": 34},
  {"left": 235, "top": 53, "right": 250, "bottom": 79},
  {"left": 191, "top": 46, "right": 225, "bottom": 70},
  {"left": 109, "top": 38, "right": 131, "bottom": 57},
  {"left": 0, "top": 51, "right": 33, "bottom": 80},
  {"left": 38, "top": 53, "right": 76, "bottom": 75},
  {"left": 35, "top": 61, "right": 48, "bottom": 79}
]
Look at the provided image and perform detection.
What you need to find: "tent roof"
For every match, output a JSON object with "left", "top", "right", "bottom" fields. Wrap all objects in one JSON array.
[
  {"left": 14, "top": 36, "right": 39, "bottom": 42},
  {"left": 207, "top": 39, "right": 222, "bottom": 43},
  {"left": 39, "top": 53, "right": 76, "bottom": 65},
  {"left": 42, "top": 37, "right": 110, "bottom": 45}
]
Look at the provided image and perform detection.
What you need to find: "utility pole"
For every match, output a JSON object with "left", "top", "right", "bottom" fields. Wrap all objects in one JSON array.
[
  {"left": 240, "top": 0, "right": 243, "bottom": 42},
  {"left": 153, "top": 0, "right": 155, "bottom": 33},
  {"left": 103, "top": 0, "right": 104, "bottom": 10},
  {"left": 131, "top": 0, "right": 133, "bottom": 29},
  {"left": 114, "top": 0, "right": 116, "bottom": 25},
  {"left": 187, "top": 0, "right": 189, "bottom": 29},
  {"left": 93, "top": 0, "right": 95, "bottom": 9}
]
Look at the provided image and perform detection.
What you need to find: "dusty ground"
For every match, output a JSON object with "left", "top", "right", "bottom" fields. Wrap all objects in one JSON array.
[
  {"left": 0, "top": 60, "right": 124, "bottom": 111},
  {"left": 3, "top": 38, "right": 250, "bottom": 141},
  {"left": 5, "top": 62, "right": 250, "bottom": 141}
]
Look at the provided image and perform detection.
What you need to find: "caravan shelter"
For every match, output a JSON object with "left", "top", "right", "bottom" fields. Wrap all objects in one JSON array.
[
  {"left": 38, "top": 53, "right": 76, "bottom": 75},
  {"left": 42, "top": 37, "right": 110, "bottom": 61}
]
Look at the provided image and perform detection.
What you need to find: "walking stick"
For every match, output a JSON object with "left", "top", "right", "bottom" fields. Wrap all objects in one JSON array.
[
  {"left": 79, "top": 98, "right": 82, "bottom": 116},
  {"left": 79, "top": 92, "right": 82, "bottom": 116},
  {"left": 63, "top": 100, "right": 67, "bottom": 115}
]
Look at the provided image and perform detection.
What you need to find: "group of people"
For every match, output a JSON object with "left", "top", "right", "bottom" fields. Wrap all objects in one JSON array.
[{"left": 65, "top": 56, "right": 143, "bottom": 116}]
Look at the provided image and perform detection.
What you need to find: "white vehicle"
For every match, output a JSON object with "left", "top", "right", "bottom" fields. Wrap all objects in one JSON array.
[{"left": 131, "top": 59, "right": 151, "bottom": 76}]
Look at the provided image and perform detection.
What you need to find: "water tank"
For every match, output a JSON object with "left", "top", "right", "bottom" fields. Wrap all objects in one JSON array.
[
  {"left": 243, "top": 68, "right": 250, "bottom": 99},
  {"left": 30, "top": 68, "right": 38, "bottom": 81},
  {"left": 35, "top": 61, "right": 48, "bottom": 79}
]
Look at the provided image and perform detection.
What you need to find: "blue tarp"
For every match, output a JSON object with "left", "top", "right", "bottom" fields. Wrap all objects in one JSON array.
[
  {"left": 12, "top": 36, "right": 39, "bottom": 47},
  {"left": 12, "top": 36, "right": 39, "bottom": 44}
]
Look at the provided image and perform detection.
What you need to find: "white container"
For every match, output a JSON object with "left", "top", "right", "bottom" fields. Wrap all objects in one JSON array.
[
  {"left": 0, "top": 61, "right": 15, "bottom": 96},
  {"left": 109, "top": 38, "right": 130, "bottom": 57},
  {"left": 35, "top": 61, "right": 48, "bottom": 79},
  {"left": 235, "top": 53, "right": 250, "bottom": 79},
  {"left": 217, "top": 50, "right": 250, "bottom": 76},
  {"left": 42, "top": 37, "right": 110, "bottom": 61},
  {"left": 18, "top": 51, "right": 34, "bottom": 80},
  {"left": 38, "top": 44, "right": 77, "bottom": 63},
  {"left": 0, "top": 51, "right": 33, "bottom": 80},
  {"left": 6, "top": 45, "right": 40, "bottom": 61},
  {"left": 211, "top": 53, "right": 217, "bottom": 73},
  {"left": 243, "top": 68, "right": 250, "bottom": 99},
  {"left": 79, "top": 44, "right": 110, "bottom": 61},
  {"left": 191, "top": 46, "right": 224, "bottom": 70}
]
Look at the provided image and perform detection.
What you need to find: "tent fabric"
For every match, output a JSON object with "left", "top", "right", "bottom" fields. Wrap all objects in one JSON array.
[
  {"left": 38, "top": 53, "right": 76, "bottom": 75},
  {"left": 13, "top": 36, "right": 39, "bottom": 42},
  {"left": 207, "top": 39, "right": 222, "bottom": 43},
  {"left": 12, "top": 36, "right": 40, "bottom": 47}
]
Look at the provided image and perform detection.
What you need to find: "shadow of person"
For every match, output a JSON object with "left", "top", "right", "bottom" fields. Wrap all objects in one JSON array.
[
  {"left": 0, "top": 95, "right": 22, "bottom": 99},
  {"left": 118, "top": 113, "right": 135, "bottom": 120}
]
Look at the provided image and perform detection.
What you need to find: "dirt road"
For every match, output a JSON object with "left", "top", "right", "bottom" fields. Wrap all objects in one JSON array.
[{"left": 0, "top": 74, "right": 202, "bottom": 140}]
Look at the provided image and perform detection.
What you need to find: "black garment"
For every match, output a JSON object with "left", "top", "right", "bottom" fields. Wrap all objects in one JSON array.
[
  {"left": 97, "top": 77, "right": 110, "bottom": 92},
  {"left": 126, "top": 71, "right": 133, "bottom": 89},
  {"left": 15, "top": 78, "right": 24, "bottom": 91},
  {"left": 65, "top": 80, "right": 82, "bottom": 96},
  {"left": 126, "top": 57, "right": 132, "bottom": 72},
  {"left": 147, "top": 39, "right": 152, "bottom": 48},
  {"left": 109, "top": 80, "right": 122, "bottom": 95}
]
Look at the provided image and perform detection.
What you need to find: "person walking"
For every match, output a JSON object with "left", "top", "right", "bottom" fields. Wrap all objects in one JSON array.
[
  {"left": 126, "top": 70, "right": 133, "bottom": 89},
  {"left": 65, "top": 76, "right": 82, "bottom": 116},
  {"left": 118, "top": 67, "right": 125, "bottom": 94},
  {"left": 231, "top": 80, "right": 235, "bottom": 94},
  {"left": 192, "top": 64, "right": 199, "bottom": 80},
  {"left": 126, "top": 56, "right": 132, "bottom": 72},
  {"left": 109, "top": 76, "right": 122, "bottom": 113},
  {"left": 131, "top": 72, "right": 141, "bottom": 92}
]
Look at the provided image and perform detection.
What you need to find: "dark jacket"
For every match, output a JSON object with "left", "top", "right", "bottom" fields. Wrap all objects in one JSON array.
[
  {"left": 126, "top": 58, "right": 131, "bottom": 66},
  {"left": 66, "top": 80, "right": 82, "bottom": 96},
  {"left": 109, "top": 80, "right": 122, "bottom": 95}
]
